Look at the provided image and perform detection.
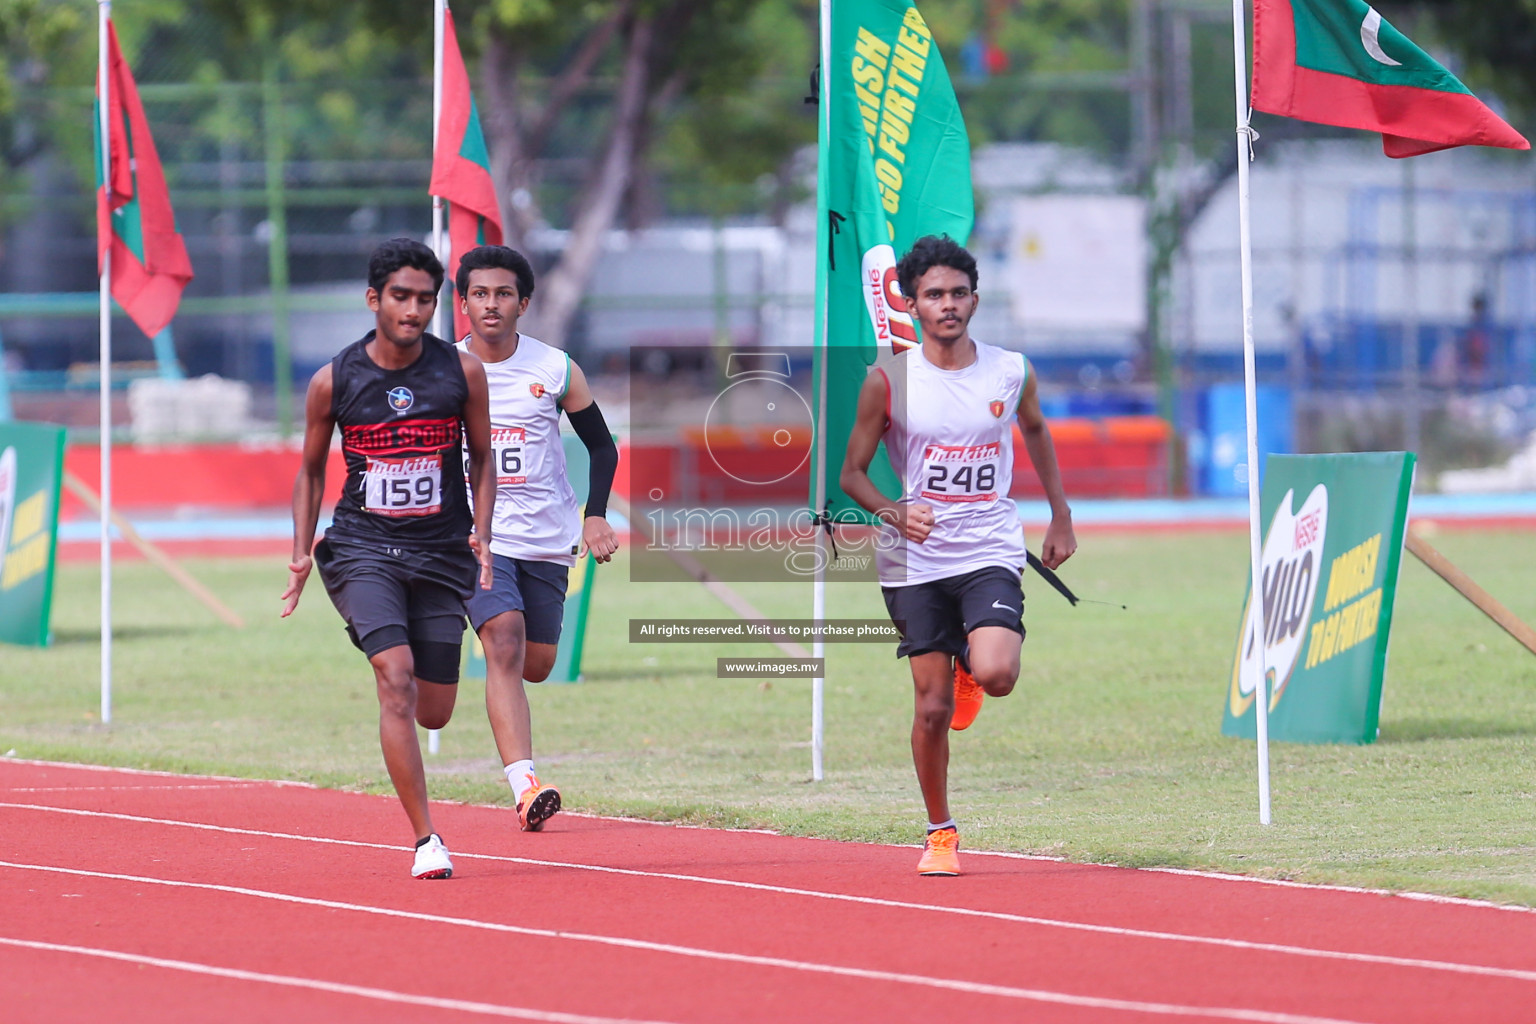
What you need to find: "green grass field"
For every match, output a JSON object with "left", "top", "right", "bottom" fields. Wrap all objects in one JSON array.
[{"left": 3, "top": 529, "right": 1535, "bottom": 905}]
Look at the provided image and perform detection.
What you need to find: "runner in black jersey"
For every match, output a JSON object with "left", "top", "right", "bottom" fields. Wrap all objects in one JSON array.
[{"left": 282, "top": 238, "right": 495, "bottom": 880}]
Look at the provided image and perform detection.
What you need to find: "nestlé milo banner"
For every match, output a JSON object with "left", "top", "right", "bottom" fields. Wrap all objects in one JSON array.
[
  {"left": 1223, "top": 452, "right": 1415, "bottom": 744},
  {"left": 0, "top": 421, "right": 67, "bottom": 647}
]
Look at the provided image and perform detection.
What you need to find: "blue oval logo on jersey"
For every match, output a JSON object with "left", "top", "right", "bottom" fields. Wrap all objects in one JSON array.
[{"left": 386, "top": 386, "right": 414, "bottom": 412}]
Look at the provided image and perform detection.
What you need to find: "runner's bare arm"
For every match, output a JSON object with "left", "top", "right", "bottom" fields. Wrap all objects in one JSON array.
[
  {"left": 1015, "top": 361, "right": 1076, "bottom": 569},
  {"left": 559, "top": 361, "right": 619, "bottom": 562},
  {"left": 460, "top": 351, "right": 496, "bottom": 590},
  {"left": 282, "top": 365, "right": 335, "bottom": 617},
  {"left": 839, "top": 369, "right": 932, "bottom": 544}
]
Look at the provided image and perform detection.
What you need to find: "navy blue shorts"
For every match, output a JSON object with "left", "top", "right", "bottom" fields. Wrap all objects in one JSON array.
[
  {"left": 881, "top": 564, "right": 1025, "bottom": 659},
  {"left": 465, "top": 554, "right": 570, "bottom": 645}
]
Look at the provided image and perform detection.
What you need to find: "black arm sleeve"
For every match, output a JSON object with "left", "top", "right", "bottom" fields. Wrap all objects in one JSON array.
[{"left": 565, "top": 401, "right": 618, "bottom": 519}]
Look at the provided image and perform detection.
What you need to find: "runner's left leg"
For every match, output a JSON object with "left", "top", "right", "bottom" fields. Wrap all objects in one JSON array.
[
  {"left": 415, "top": 678, "right": 457, "bottom": 729},
  {"left": 523, "top": 642, "right": 558, "bottom": 683},
  {"left": 966, "top": 625, "right": 1023, "bottom": 697},
  {"left": 518, "top": 562, "right": 569, "bottom": 684}
]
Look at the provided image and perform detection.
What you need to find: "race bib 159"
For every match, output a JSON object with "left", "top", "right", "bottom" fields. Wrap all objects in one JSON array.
[{"left": 363, "top": 454, "right": 443, "bottom": 516}]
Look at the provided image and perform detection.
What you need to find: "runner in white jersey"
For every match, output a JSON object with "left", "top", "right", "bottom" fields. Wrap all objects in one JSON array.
[
  {"left": 841, "top": 235, "right": 1076, "bottom": 877},
  {"left": 454, "top": 245, "right": 620, "bottom": 833}
]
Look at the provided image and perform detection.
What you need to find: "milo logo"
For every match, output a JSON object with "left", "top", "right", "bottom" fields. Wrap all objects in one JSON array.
[
  {"left": 1228, "top": 484, "right": 1329, "bottom": 715},
  {"left": 0, "top": 447, "right": 15, "bottom": 582},
  {"left": 860, "top": 243, "right": 917, "bottom": 352}
]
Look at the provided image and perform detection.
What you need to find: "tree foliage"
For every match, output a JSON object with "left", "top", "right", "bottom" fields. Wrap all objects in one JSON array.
[
  {"left": 1400, "top": 2, "right": 1536, "bottom": 116},
  {"left": 347, "top": 0, "right": 821, "bottom": 345},
  {"left": 4, "top": 1, "right": 1533, "bottom": 345}
]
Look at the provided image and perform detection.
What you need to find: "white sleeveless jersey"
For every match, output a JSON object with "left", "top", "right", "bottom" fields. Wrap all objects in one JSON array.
[
  {"left": 459, "top": 335, "right": 580, "bottom": 566},
  {"left": 874, "top": 340, "right": 1028, "bottom": 586}
]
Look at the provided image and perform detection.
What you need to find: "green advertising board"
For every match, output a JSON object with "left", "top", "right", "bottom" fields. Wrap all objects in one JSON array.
[
  {"left": 1222, "top": 452, "right": 1416, "bottom": 744},
  {"left": 0, "top": 422, "right": 66, "bottom": 647}
]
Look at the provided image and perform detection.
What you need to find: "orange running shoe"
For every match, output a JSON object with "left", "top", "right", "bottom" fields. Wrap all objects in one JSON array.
[
  {"left": 951, "top": 660, "right": 984, "bottom": 731},
  {"left": 516, "top": 777, "right": 562, "bottom": 832},
  {"left": 917, "top": 827, "right": 961, "bottom": 876}
]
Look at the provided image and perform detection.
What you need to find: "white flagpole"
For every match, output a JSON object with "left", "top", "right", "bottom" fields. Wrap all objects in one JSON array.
[
  {"left": 427, "top": 0, "right": 447, "bottom": 756},
  {"left": 809, "top": 0, "right": 833, "bottom": 783},
  {"left": 98, "top": 0, "right": 114, "bottom": 725},
  {"left": 1231, "top": 0, "right": 1271, "bottom": 823},
  {"left": 431, "top": 0, "right": 447, "bottom": 344}
]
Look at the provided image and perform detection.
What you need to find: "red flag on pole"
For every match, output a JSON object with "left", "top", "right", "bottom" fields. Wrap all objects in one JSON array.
[
  {"left": 430, "top": 5, "right": 504, "bottom": 341},
  {"left": 95, "top": 20, "right": 193, "bottom": 337},
  {"left": 1253, "top": 0, "right": 1529, "bottom": 158}
]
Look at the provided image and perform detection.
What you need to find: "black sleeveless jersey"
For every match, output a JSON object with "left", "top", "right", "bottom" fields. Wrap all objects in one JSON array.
[{"left": 328, "top": 331, "right": 473, "bottom": 549}]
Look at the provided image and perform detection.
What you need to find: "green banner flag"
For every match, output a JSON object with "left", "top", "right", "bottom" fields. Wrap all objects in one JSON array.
[
  {"left": 811, "top": 0, "right": 974, "bottom": 520},
  {"left": 0, "top": 422, "right": 66, "bottom": 647},
  {"left": 1222, "top": 452, "right": 1416, "bottom": 744}
]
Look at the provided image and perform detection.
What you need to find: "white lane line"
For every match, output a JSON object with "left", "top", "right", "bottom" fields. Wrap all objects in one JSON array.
[
  {"left": 0, "top": 757, "right": 315, "bottom": 788},
  {"left": 1133, "top": 864, "right": 1536, "bottom": 913},
  {"left": 0, "top": 860, "right": 1371, "bottom": 1024},
  {"left": 7, "top": 757, "right": 1534, "bottom": 917},
  {"left": 2, "top": 784, "right": 273, "bottom": 794},
  {"left": 0, "top": 935, "right": 679, "bottom": 1024},
  {"left": 1, "top": 801, "right": 1532, "bottom": 986}
]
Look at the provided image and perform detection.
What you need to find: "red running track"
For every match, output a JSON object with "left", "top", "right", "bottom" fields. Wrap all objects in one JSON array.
[{"left": 3, "top": 759, "right": 1534, "bottom": 1023}]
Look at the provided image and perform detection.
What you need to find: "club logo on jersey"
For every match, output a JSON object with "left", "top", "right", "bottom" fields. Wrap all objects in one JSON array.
[
  {"left": 989, "top": 399, "right": 1006, "bottom": 418},
  {"left": 386, "top": 386, "right": 415, "bottom": 412},
  {"left": 529, "top": 382, "right": 546, "bottom": 399}
]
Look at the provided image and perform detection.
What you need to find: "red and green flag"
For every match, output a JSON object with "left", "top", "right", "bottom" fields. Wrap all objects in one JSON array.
[
  {"left": 95, "top": 20, "right": 193, "bottom": 338},
  {"left": 811, "top": 0, "right": 974, "bottom": 520},
  {"left": 429, "top": 4, "right": 504, "bottom": 341},
  {"left": 1253, "top": 0, "right": 1529, "bottom": 158}
]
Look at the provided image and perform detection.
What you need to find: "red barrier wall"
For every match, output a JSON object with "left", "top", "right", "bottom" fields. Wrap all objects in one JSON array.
[
  {"left": 59, "top": 416, "right": 1170, "bottom": 519},
  {"left": 61, "top": 444, "right": 347, "bottom": 519}
]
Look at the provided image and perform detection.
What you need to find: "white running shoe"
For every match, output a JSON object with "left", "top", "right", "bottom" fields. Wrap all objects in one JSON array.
[{"left": 411, "top": 833, "right": 453, "bottom": 879}]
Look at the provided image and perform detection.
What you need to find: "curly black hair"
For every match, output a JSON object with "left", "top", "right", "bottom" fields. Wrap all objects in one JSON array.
[
  {"left": 455, "top": 245, "right": 536, "bottom": 301},
  {"left": 895, "top": 234, "right": 977, "bottom": 298},
  {"left": 367, "top": 237, "right": 444, "bottom": 293}
]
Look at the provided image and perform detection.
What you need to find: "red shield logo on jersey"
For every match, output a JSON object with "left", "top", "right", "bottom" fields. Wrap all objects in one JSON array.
[
  {"left": 989, "top": 399, "right": 1006, "bottom": 418},
  {"left": 529, "top": 383, "right": 546, "bottom": 399}
]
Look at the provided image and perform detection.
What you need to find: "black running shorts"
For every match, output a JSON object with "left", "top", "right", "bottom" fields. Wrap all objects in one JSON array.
[
  {"left": 313, "top": 534, "right": 473, "bottom": 678},
  {"left": 881, "top": 564, "right": 1025, "bottom": 659}
]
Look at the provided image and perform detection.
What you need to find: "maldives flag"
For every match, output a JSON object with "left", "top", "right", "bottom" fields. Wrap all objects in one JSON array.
[
  {"left": 429, "top": 4, "right": 503, "bottom": 341},
  {"left": 1253, "top": 0, "right": 1529, "bottom": 158},
  {"left": 95, "top": 21, "right": 193, "bottom": 338}
]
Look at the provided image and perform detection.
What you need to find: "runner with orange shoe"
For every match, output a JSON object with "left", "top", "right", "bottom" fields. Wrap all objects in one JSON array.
[
  {"left": 840, "top": 235, "right": 1076, "bottom": 876},
  {"left": 454, "top": 245, "right": 619, "bottom": 832}
]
